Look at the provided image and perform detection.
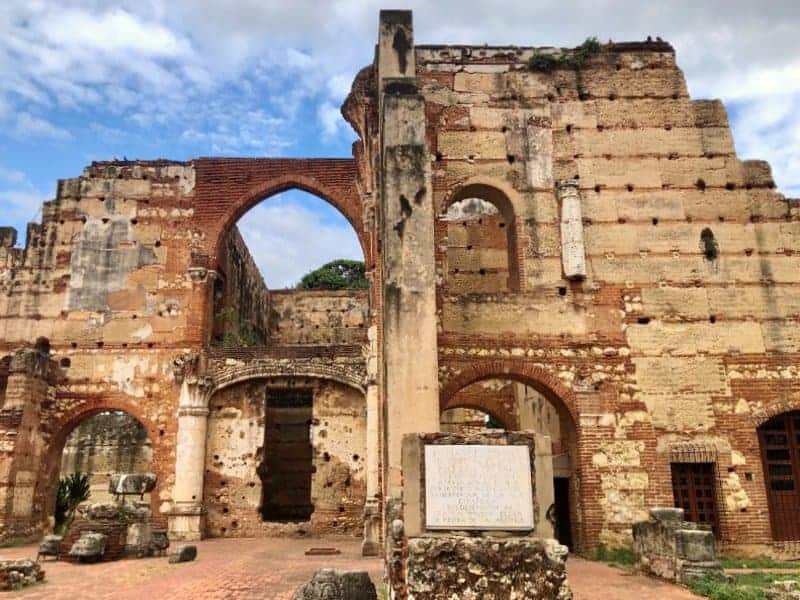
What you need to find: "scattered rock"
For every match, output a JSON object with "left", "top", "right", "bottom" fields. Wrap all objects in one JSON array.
[
  {"left": 125, "top": 522, "right": 153, "bottom": 558},
  {"left": 37, "top": 535, "right": 62, "bottom": 560},
  {"left": 0, "top": 559, "right": 45, "bottom": 591},
  {"left": 68, "top": 532, "right": 107, "bottom": 563},
  {"left": 292, "top": 569, "right": 377, "bottom": 600},
  {"left": 168, "top": 544, "right": 197, "bottom": 563}
]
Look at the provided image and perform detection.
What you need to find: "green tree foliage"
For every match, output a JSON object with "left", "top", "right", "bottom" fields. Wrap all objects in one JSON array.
[
  {"left": 55, "top": 472, "right": 91, "bottom": 533},
  {"left": 297, "top": 259, "right": 368, "bottom": 290},
  {"left": 527, "top": 37, "right": 602, "bottom": 72}
]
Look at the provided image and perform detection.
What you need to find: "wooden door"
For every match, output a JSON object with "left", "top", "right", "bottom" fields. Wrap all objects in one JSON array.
[
  {"left": 759, "top": 412, "right": 800, "bottom": 540},
  {"left": 671, "top": 462, "right": 719, "bottom": 536}
]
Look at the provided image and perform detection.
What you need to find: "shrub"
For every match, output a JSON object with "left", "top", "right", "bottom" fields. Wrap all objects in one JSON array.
[{"left": 55, "top": 472, "right": 91, "bottom": 533}]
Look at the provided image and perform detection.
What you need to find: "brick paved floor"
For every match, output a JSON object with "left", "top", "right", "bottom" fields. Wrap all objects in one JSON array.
[{"left": 1, "top": 537, "right": 699, "bottom": 599}]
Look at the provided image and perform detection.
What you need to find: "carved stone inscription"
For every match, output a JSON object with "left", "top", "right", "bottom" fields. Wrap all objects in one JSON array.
[{"left": 424, "top": 445, "right": 534, "bottom": 530}]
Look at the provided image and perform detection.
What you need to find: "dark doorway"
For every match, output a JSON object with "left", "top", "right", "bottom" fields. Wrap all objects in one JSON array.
[
  {"left": 553, "top": 477, "right": 573, "bottom": 549},
  {"left": 670, "top": 462, "right": 719, "bottom": 536},
  {"left": 758, "top": 411, "right": 800, "bottom": 541},
  {"left": 260, "top": 389, "right": 314, "bottom": 522}
]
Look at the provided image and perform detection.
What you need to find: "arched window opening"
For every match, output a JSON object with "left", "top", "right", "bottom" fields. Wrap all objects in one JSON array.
[
  {"left": 212, "top": 189, "right": 367, "bottom": 348},
  {"left": 442, "top": 184, "right": 520, "bottom": 293},
  {"left": 58, "top": 411, "right": 152, "bottom": 528}
]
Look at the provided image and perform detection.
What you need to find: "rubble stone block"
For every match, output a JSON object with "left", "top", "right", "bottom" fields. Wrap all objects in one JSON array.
[
  {"left": 168, "top": 544, "right": 197, "bottom": 563},
  {"left": 292, "top": 569, "right": 378, "bottom": 600},
  {"left": 68, "top": 532, "right": 107, "bottom": 563},
  {"left": 0, "top": 559, "right": 45, "bottom": 591},
  {"left": 36, "top": 534, "right": 62, "bottom": 560}
]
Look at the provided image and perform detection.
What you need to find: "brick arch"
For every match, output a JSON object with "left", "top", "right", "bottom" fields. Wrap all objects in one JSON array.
[
  {"left": 750, "top": 394, "right": 800, "bottom": 428},
  {"left": 189, "top": 159, "right": 368, "bottom": 266},
  {"left": 35, "top": 397, "right": 164, "bottom": 530},
  {"left": 439, "top": 360, "right": 579, "bottom": 428}
]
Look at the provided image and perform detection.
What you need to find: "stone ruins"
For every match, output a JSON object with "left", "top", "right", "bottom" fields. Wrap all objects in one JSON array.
[{"left": 0, "top": 6, "right": 798, "bottom": 587}]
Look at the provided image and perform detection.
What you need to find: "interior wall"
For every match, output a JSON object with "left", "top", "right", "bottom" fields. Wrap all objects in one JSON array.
[{"left": 204, "top": 376, "right": 366, "bottom": 538}]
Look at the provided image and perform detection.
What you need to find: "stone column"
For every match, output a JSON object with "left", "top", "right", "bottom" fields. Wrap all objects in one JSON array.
[
  {"left": 558, "top": 180, "right": 587, "bottom": 280},
  {"left": 168, "top": 353, "right": 211, "bottom": 541},
  {"left": 0, "top": 340, "right": 52, "bottom": 542},
  {"left": 361, "top": 324, "right": 382, "bottom": 556},
  {"left": 377, "top": 10, "right": 440, "bottom": 497}
]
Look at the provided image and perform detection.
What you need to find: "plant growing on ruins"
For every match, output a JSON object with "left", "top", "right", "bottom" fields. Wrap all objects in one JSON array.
[
  {"left": 527, "top": 37, "right": 602, "bottom": 98},
  {"left": 297, "top": 259, "right": 368, "bottom": 290},
  {"left": 54, "top": 472, "right": 91, "bottom": 533}
]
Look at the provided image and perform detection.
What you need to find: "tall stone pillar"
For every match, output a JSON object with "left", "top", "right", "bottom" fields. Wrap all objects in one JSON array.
[
  {"left": 168, "top": 353, "right": 211, "bottom": 541},
  {"left": 0, "top": 340, "right": 53, "bottom": 542},
  {"left": 377, "top": 10, "right": 440, "bottom": 497}
]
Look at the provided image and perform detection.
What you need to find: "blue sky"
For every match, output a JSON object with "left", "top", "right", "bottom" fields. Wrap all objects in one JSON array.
[{"left": 0, "top": 1, "right": 798, "bottom": 287}]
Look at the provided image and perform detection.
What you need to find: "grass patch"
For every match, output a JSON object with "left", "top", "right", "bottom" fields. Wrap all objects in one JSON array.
[
  {"left": 593, "top": 545, "right": 636, "bottom": 568},
  {"left": 721, "top": 557, "right": 800, "bottom": 570},
  {"left": 377, "top": 584, "right": 389, "bottom": 600},
  {"left": 690, "top": 573, "right": 800, "bottom": 600}
]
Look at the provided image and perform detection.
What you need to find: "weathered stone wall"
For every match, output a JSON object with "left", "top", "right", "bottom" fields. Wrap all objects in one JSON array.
[
  {"left": 212, "top": 226, "right": 270, "bottom": 347},
  {"left": 60, "top": 411, "right": 152, "bottom": 504},
  {"left": 269, "top": 290, "right": 368, "bottom": 346},
  {"left": 422, "top": 41, "right": 800, "bottom": 551},
  {"left": 204, "top": 376, "right": 366, "bottom": 537}
]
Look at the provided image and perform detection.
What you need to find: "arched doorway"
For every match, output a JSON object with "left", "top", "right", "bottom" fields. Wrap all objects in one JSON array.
[
  {"left": 60, "top": 410, "right": 152, "bottom": 505},
  {"left": 440, "top": 373, "right": 579, "bottom": 549},
  {"left": 758, "top": 411, "right": 800, "bottom": 540}
]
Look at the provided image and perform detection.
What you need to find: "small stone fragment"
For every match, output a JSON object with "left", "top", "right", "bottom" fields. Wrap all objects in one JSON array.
[
  {"left": 37, "top": 535, "right": 62, "bottom": 560},
  {"left": 292, "top": 569, "right": 377, "bottom": 600},
  {"left": 168, "top": 544, "right": 197, "bottom": 563}
]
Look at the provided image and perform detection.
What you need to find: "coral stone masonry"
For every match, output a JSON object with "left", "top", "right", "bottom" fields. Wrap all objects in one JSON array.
[{"left": 0, "top": 9, "right": 798, "bottom": 569}]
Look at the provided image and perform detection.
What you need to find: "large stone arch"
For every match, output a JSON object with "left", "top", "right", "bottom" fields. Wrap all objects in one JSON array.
[{"left": 35, "top": 396, "right": 165, "bottom": 531}]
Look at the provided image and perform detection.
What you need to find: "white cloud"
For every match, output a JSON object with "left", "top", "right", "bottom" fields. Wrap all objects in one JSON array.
[
  {"left": 0, "top": 166, "right": 49, "bottom": 239},
  {"left": 236, "top": 193, "right": 363, "bottom": 288},
  {"left": 12, "top": 112, "right": 71, "bottom": 140},
  {"left": 317, "top": 102, "right": 344, "bottom": 138}
]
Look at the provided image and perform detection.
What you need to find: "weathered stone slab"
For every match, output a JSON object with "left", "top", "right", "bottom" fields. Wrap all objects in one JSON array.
[
  {"left": 424, "top": 444, "right": 534, "bottom": 530},
  {"left": 109, "top": 473, "right": 157, "bottom": 496},
  {"left": 292, "top": 569, "right": 377, "bottom": 600}
]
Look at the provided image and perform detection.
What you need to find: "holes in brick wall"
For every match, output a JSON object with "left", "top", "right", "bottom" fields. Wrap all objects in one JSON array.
[
  {"left": 506, "top": 154, "right": 516, "bottom": 164},
  {"left": 608, "top": 93, "right": 617, "bottom": 101},
  {"left": 726, "top": 182, "right": 736, "bottom": 191},
  {"left": 501, "top": 126, "right": 508, "bottom": 133},
  {"left": 558, "top": 287, "right": 567, "bottom": 296},
  {"left": 154, "top": 240, "right": 162, "bottom": 247},
  {"left": 352, "top": 454, "right": 360, "bottom": 461},
  {"left": 664, "top": 124, "right": 672, "bottom": 131},
  {"left": 96, "top": 341, "right": 104, "bottom": 348},
  {"left": 695, "top": 178, "right": 707, "bottom": 191},
  {"left": 709, "top": 315, "right": 717, "bottom": 324},
  {"left": 566, "top": 124, "right": 573, "bottom": 133},
  {"left": 637, "top": 317, "right": 651, "bottom": 325},
  {"left": 652, "top": 218, "right": 659, "bottom": 226},
  {"left": 594, "top": 185, "right": 601, "bottom": 193},
  {"left": 323, "top": 452, "right": 331, "bottom": 462},
  {"left": 672, "top": 93, "right": 679, "bottom": 100},
  {"left": 700, "top": 228, "right": 719, "bottom": 262},
  {"left": 626, "top": 184, "right": 634, "bottom": 192},
  {"left": 597, "top": 125, "right": 604, "bottom": 132},
  {"left": 435, "top": 152, "right": 443, "bottom": 162},
  {"left": 616, "top": 64, "right": 622, "bottom": 71},
  {"left": 71, "top": 342, "right": 77, "bottom": 349},
  {"left": 479, "top": 268, "right": 487, "bottom": 276},
  {"left": 60, "top": 358, "right": 71, "bottom": 368},
  {"left": 130, "top": 219, "right": 138, "bottom": 225}
]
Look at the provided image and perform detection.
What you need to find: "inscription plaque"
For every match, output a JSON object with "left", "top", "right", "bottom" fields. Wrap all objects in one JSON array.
[{"left": 424, "top": 444, "right": 534, "bottom": 530}]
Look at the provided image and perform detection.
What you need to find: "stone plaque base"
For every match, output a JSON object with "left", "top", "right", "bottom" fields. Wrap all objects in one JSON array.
[{"left": 406, "top": 535, "right": 571, "bottom": 600}]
